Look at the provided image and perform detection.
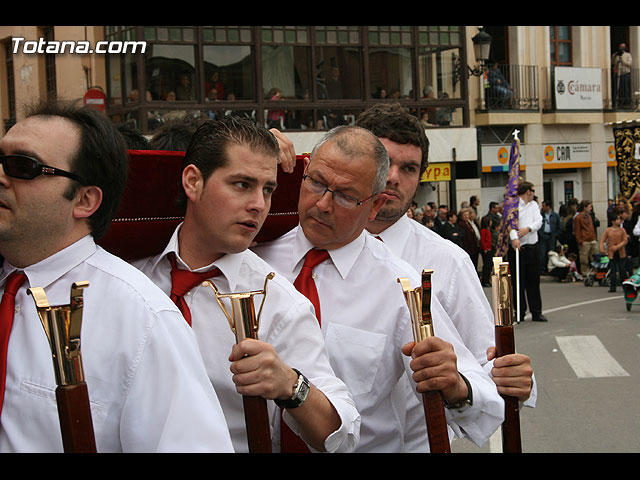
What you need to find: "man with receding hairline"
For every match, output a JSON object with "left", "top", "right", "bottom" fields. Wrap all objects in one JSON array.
[{"left": 254, "top": 125, "right": 504, "bottom": 452}]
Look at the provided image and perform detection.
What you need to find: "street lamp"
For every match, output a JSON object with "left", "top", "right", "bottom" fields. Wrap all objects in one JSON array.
[{"left": 468, "top": 27, "right": 492, "bottom": 77}]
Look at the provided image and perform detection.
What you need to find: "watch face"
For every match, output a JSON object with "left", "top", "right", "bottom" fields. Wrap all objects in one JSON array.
[{"left": 295, "top": 375, "right": 310, "bottom": 403}]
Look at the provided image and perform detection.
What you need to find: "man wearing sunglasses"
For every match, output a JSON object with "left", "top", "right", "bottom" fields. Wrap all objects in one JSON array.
[
  {"left": 134, "top": 116, "right": 359, "bottom": 453},
  {"left": 253, "top": 125, "right": 504, "bottom": 452},
  {"left": 0, "top": 100, "right": 233, "bottom": 452}
]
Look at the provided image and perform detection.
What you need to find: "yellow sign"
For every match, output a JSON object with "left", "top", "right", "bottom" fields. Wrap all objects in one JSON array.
[{"left": 421, "top": 163, "right": 451, "bottom": 182}]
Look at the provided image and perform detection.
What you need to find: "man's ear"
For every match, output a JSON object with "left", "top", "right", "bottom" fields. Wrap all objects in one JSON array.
[
  {"left": 182, "top": 164, "right": 204, "bottom": 202},
  {"left": 367, "top": 194, "right": 388, "bottom": 222},
  {"left": 72, "top": 185, "right": 103, "bottom": 219}
]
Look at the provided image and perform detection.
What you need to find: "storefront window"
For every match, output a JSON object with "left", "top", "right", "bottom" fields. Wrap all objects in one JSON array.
[
  {"left": 107, "top": 54, "right": 122, "bottom": 106},
  {"left": 203, "top": 45, "right": 255, "bottom": 101},
  {"left": 261, "top": 45, "right": 310, "bottom": 101},
  {"left": 144, "top": 44, "right": 197, "bottom": 102},
  {"left": 418, "top": 47, "right": 462, "bottom": 101},
  {"left": 419, "top": 104, "right": 463, "bottom": 127},
  {"left": 369, "top": 47, "right": 413, "bottom": 99},
  {"left": 123, "top": 53, "right": 139, "bottom": 104},
  {"left": 105, "top": 26, "right": 469, "bottom": 133},
  {"left": 315, "top": 46, "right": 362, "bottom": 100}
]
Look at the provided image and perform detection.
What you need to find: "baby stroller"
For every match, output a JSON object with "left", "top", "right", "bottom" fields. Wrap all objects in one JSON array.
[
  {"left": 583, "top": 254, "right": 611, "bottom": 287},
  {"left": 623, "top": 267, "right": 640, "bottom": 311}
]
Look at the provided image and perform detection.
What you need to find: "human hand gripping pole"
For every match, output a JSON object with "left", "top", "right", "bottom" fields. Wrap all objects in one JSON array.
[
  {"left": 491, "top": 258, "right": 523, "bottom": 453},
  {"left": 398, "top": 270, "right": 451, "bottom": 453},
  {"left": 203, "top": 273, "right": 275, "bottom": 453},
  {"left": 27, "top": 282, "right": 97, "bottom": 453}
]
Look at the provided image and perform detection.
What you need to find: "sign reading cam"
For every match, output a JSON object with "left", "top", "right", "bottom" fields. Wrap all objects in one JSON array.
[{"left": 543, "top": 143, "right": 591, "bottom": 168}]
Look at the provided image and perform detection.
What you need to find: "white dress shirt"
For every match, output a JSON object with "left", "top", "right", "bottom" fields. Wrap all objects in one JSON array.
[
  {"left": 374, "top": 214, "right": 537, "bottom": 408},
  {"left": 0, "top": 235, "right": 233, "bottom": 453},
  {"left": 253, "top": 225, "right": 504, "bottom": 452},
  {"left": 510, "top": 198, "right": 543, "bottom": 245},
  {"left": 633, "top": 216, "right": 640, "bottom": 237},
  {"left": 134, "top": 225, "right": 360, "bottom": 453}
]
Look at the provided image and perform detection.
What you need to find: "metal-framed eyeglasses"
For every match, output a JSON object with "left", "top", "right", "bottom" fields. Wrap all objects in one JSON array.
[
  {"left": 0, "top": 154, "right": 83, "bottom": 183},
  {"left": 302, "top": 172, "right": 377, "bottom": 209}
]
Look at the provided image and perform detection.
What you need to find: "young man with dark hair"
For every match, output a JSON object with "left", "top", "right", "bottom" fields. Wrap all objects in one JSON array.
[
  {"left": 135, "top": 116, "right": 359, "bottom": 453},
  {"left": 0, "top": 100, "right": 233, "bottom": 452},
  {"left": 356, "top": 103, "right": 536, "bottom": 400}
]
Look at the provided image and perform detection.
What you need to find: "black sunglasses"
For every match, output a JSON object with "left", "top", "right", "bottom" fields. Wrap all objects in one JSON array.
[{"left": 0, "top": 154, "right": 83, "bottom": 183}]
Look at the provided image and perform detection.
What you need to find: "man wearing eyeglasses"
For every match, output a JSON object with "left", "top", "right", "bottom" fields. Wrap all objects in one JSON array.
[
  {"left": 253, "top": 125, "right": 504, "bottom": 452},
  {"left": 0, "top": 100, "right": 233, "bottom": 452},
  {"left": 134, "top": 117, "right": 359, "bottom": 453}
]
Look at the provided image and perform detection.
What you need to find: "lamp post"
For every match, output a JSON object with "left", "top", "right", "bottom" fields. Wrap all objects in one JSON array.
[{"left": 468, "top": 27, "right": 492, "bottom": 77}]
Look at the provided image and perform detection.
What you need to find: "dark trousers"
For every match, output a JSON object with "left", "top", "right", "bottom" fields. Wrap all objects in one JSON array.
[
  {"left": 539, "top": 232, "right": 555, "bottom": 272},
  {"left": 481, "top": 249, "right": 495, "bottom": 285},
  {"left": 508, "top": 243, "right": 543, "bottom": 318},
  {"left": 549, "top": 266, "right": 569, "bottom": 281},
  {"left": 608, "top": 252, "right": 630, "bottom": 291}
]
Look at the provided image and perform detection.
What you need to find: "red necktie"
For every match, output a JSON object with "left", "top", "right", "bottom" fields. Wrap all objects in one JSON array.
[
  {"left": 168, "top": 253, "right": 221, "bottom": 326},
  {"left": 293, "top": 249, "right": 329, "bottom": 325},
  {"left": 0, "top": 271, "right": 26, "bottom": 418},
  {"left": 280, "top": 249, "right": 329, "bottom": 453}
]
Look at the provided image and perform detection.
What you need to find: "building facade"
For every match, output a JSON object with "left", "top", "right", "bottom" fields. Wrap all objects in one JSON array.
[{"left": 2, "top": 25, "right": 639, "bottom": 227}]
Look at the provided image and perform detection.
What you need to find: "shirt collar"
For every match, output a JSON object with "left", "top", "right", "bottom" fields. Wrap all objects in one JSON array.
[
  {"left": 2, "top": 235, "right": 97, "bottom": 290},
  {"left": 293, "top": 225, "right": 367, "bottom": 280},
  {"left": 367, "top": 213, "right": 410, "bottom": 258},
  {"left": 152, "top": 222, "right": 245, "bottom": 292}
]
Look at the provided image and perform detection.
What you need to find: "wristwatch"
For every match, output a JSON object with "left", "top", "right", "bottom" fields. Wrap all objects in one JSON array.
[
  {"left": 444, "top": 372, "right": 473, "bottom": 410},
  {"left": 274, "top": 368, "right": 310, "bottom": 409}
]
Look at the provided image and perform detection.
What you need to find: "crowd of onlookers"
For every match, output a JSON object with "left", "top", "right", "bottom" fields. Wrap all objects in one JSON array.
[
  {"left": 407, "top": 194, "right": 640, "bottom": 291},
  {"left": 408, "top": 196, "right": 497, "bottom": 287}
]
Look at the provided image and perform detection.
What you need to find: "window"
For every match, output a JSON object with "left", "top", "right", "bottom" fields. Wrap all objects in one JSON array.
[
  {"left": 550, "top": 26, "right": 572, "bottom": 66},
  {"left": 315, "top": 26, "right": 363, "bottom": 100},
  {"left": 417, "top": 27, "right": 463, "bottom": 126},
  {"left": 145, "top": 44, "right": 197, "bottom": 102},
  {"left": 105, "top": 26, "right": 470, "bottom": 133},
  {"left": 368, "top": 27, "right": 414, "bottom": 100},
  {"left": 203, "top": 26, "right": 255, "bottom": 102}
]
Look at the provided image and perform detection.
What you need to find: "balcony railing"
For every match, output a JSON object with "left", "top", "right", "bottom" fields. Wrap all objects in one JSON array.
[
  {"left": 477, "top": 64, "right": 539, "bottom": 111},
  {"left": 480, "top": 64, "right": 640, "bottom": 113},
  {"left": 604, "top": 68, "right": 640, "bottom": 110}
]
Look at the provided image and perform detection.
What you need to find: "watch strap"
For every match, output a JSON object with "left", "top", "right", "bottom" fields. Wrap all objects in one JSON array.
[
  {"left": 274, "top": 368, "right": 309, "bottom": 409},
  {"left": 444, "top": 372, "right": 473, "bottom": 410}
]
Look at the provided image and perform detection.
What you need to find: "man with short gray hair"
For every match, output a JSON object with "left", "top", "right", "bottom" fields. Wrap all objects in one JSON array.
[{"left": 254, "top": 125, "right": 504, "bottom": 452}]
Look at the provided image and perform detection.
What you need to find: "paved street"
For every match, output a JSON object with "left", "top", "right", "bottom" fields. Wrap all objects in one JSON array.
[{"left": 451, "top": 275, "right": 640, "bottom": 453}]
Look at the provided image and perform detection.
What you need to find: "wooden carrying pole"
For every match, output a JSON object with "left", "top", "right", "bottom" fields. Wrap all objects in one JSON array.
[
  {"left": 205, "top": 273, "right": 276, "bottom": 453},
  {"left": 28, "top": 282, "right": 97, "bottom": 453},
  {"left": 491, "top": 258, "right": 523, "bottom": 453},
  {"left": 398, "top": 270, "right": 451, "bottom": 453}
]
